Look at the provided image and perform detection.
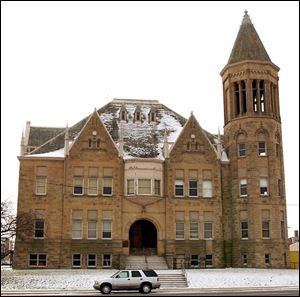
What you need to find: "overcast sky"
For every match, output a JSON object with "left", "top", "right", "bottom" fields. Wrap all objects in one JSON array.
[{"left": 1, "top": 1, "right": 299, "bottom": 237}]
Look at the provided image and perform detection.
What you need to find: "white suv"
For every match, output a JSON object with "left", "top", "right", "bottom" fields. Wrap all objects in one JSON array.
[{"left": 93, "top": 269, "right": 161, "bottom": 294}]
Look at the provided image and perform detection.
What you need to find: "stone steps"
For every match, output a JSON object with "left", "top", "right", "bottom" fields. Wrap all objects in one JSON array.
[
  {"left": 125, "top": 255, "right": 169, "bottom": 270},
  {"left": 158, "top": 273, "right": 188, "bottom": 288}
]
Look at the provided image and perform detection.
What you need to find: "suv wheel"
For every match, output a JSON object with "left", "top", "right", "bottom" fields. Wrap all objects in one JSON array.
[
  {"left": 100, "top": 283, "right": 112, "bottom": 294},
  {"left": 140, "top": 283, "right": 152, "bottom": 294}
]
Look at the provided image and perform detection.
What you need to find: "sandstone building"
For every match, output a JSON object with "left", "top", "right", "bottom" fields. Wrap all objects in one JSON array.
[{"left": 14, "top": 12, "right": 290, "bottom": 269}]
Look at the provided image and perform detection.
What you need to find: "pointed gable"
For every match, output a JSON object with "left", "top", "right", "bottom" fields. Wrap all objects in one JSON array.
[
  {"left": 68, "top": 110, "right": 119, "bottom": 159},
  {"left": 169, "top": 113, "right": 217, "bottom": 160},
  {"left": 228, "top": 10, "right": 271, "bottom": 64}
]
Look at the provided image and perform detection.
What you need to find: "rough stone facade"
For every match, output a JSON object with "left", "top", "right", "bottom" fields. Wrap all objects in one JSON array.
[{"left": 14, "top": 12, "right": 290, "bottom": 269}]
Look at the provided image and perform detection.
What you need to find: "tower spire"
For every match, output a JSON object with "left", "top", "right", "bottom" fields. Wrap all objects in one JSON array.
[{"left": 227, "top": 10, "right": 271, "bottom": 64}]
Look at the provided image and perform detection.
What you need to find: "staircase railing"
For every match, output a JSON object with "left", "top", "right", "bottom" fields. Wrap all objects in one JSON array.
[{"left": 181, "top": 260, "right": 188, "bottom": 286}]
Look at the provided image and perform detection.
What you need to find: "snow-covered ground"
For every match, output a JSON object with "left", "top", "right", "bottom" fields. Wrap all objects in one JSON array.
[{"left": 1, "top": 267, "right": 298, "bottom": 290}]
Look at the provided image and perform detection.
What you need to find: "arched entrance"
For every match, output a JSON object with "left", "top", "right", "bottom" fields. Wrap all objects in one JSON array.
[{"left": 129, "top": 219, "right": 157, "bottom": 255}]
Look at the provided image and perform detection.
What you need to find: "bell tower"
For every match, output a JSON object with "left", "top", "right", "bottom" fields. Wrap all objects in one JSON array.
[{"left": 220, "top": 11, "right": 289, "bottom": 268}]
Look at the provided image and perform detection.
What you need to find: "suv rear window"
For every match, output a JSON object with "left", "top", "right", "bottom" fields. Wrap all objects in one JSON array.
[{"left": 143, "top": 270, "right": 158, "bottom": 277}]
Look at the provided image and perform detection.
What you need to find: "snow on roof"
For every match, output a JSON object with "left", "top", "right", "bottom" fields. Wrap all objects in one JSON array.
[{"left": 24, "top": 99, "right": 222, "bottom": 160}]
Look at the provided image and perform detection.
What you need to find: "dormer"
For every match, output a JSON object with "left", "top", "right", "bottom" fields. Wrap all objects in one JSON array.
[
  {"left": 148, "top": 107, "right": 156, "bottom": 124},
  {"left": 119, "top": 105, "right": 128, "bottom": 122},
  {"left": 134, "top": 105, "right": 142, "bottom": 123}
]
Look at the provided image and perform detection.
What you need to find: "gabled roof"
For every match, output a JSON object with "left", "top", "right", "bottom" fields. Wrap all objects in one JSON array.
[
  {"left": 24, "top": 99, "right": 222, "bottom": 160},
  {"left": 227, "top": 10, "right": 271, "bottom": 64}
]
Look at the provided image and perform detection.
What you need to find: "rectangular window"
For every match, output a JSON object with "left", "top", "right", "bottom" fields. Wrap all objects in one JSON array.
[
  {"left": 260, "top": 177, "right": 268, "bottom": 195},
  {"left": 87, "top": 221, "right": 97, "bottom": 239},
  {"left": 138, "top": 179, "right": 151, "bottom": 195},
  {"left": 29, "top": 254, "right": 47, "bottom": 266},
  {"left": 73, "top": 177, "right": 84, "bottom": 195},
  {"left": 241, "top": 221, "right": 248, "bottom": 239},
  {"left": 202, "top": 170, "right": 212, "bottom": 198},
  {"left": 87, "top": 254, "right": 96, "bottom": 267},
  {"left": 241, "top": 253, "right": 247, "bottom": 265},
  {"left": 258, "top": 142, "right": 267, "bottom": 156},
  {"left": 265, "top": 254, "right": 270, "bottom": 265},
  {"left": 103, "top": 168, "right": 113, "bottom": 195},
  {"left": 72, "top": 254, "right": 81, "bottom": 267},
  {"left": 127, "top": 179, "right": 134, "bottom": 195},
  {"left": 204, "top": 222, "right": 213, "bottom": 239},
  {"left": 103, "top": 254, "right": 112, "bottom": 267},
  {"left": 175, "top": 180, "right": 184, "bottom": 197},
  {"left": 281, "top": 220, "right": 285, "bottom": 240},
  {"left": 175, "top": 222, "right": 185, "bottom": 240},
  {"left": 102, "top": 221, "right": 112, "bottom": 239},
  {"left": 191, "top": 255, "right": 199, "bottom": 267},
  {"left": 154, "top": 179, "right": 161, "bottom": 196},
  {"left": 238, "top": 143, "right": 246, "bottom": 157},
  {"left": 189, "top": 181, "right": 198, "bottom": 197},
  {"left": 34, "top": 219, "right": 44, "bottom": 238},
  {"left": 87, "top": 210, "right": 98, "bottom": 239},
  {"left": 278, "top": 179, "right": 282, "bottom": 197},
  {"left": 72, "top": 210, "right": 83, "bottom": 239},
  {"left": 88, "top": 167, "right": 98, "bottom": 195},
  {"left": 36, "top": 166, "right": 47, "bottom": 195},
  {"left": 190, "top": 222, "right": 199, "bottom": 239},
  {"left": 36, "top": 177, "right": 47, "bottom": 195},
  {"left": 276, "top": 143, "right": 280, "bottom": 157},
  {"left": 189, "top": 170, "right": 198, "bottom": 197},
  {"left": 205, "top": 255, "right": 213, "bottom": 267},
  {"left": 175, "top": 170, "right": 184, "bottom": 197},
  {"left": 240, "top": 179, "right": 247, "bottom": 197},
  {"left": 262, "top": 221, "right": 270, "bottom": 238},
  {"left": 202, "top": 181, "right": 212, "bottom": 198}
]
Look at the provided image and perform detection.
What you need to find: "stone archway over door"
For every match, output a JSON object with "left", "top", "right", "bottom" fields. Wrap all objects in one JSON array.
[{"left": 129, "top": 219, "right": 157, "bottom": 255}]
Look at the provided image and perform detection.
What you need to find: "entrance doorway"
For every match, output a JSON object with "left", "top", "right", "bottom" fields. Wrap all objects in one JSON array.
[{"left": 129, "top": 219, "right": 157, "bottom": 255}]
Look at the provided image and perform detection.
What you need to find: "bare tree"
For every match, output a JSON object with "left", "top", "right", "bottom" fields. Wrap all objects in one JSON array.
[{"left": 1, "top": 199, "right": 36, "bottom": 239}]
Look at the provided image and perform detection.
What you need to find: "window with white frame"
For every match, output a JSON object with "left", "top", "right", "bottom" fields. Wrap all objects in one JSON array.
[
  {"left": 88, "top": 167, "right": 98, "bottom": 196},
  {"left": 189, "top": 211, "right": 199, "bottom": 240},
  {"left": 87, "top": 254, "right": 96, "bottom": 267},
  {"left": 34, "top": 219, "right": 44, "bottom": 238},
  {"left": 138, "top": 179, "right": 151, "bottom": 195},
  {"left": 262, "top": 221, "right": 270, "bottom": 238},
  {"left": 189, "top": 170, "right": 198, "bottom": 197},
  {"left": 127, "top": 179, "right": 134, "bottom": 195},
  {"left": 102, "top": 210, "right": 112, "bottom": 239},
  {"left": 240, "top": 179, "right": 247, "bottom": 197},
  {"left": 202, "top": 170, "right": 212, "bottom": 198},
  {"left": 154, "top": 179, "right": 161, "bottom": 196},
  {"left": 103, "top": 254, "right": 112, "bottom": 267},
  {"left": 175, "top": 170, "right": 184, "bottom": 197},
  {"left": 72, "top": 254, "right": 81, "bottom": 267},
  {"left": 191, "top": 255, "right": 199, "bottom": 267},
  {"left": 241, "top": 221, "right": 248, "bottom": 239},
  {"left": 29, "top": 254, "right": 47, "bottom": 266},
  {"left": 205, "top": 254, "right": 213, "bottom": 267},
  {"left": 102, "top": 221, "right": 112, "bottom": 239},
  {"left": 87, "top": 210, "right": 97, "bottom": 239},
  {"left": 175, "top": 211, "right": 185, "bottom": 240},
  {"left": 204, "top": 222, "right": 213, "bottom": 239},
  {"left": 73, "top": 167, "right": 84, "bottom": 195},
  {"left": 72, "top": 210, "right": 82, "bottom": 239},
  {"left": 103, "top": 168, "right": 113, "bottom": 195},
  {"left": 36, "top": 166, "right": 47, "bottom": 195},
  {"left": 258, "top": 141, "right": 267, "bottom": 156},
  {"left": 260, "top": 177, "right": 268, "bottom": 195}
]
